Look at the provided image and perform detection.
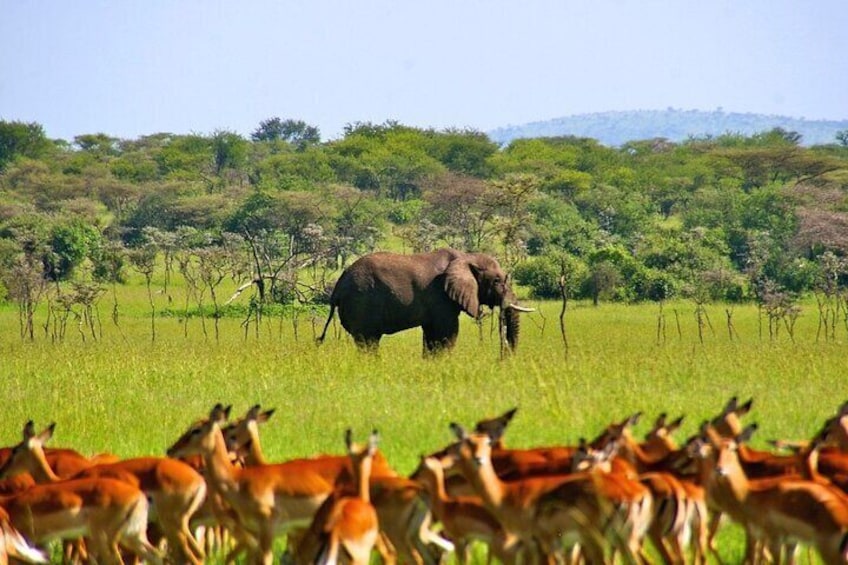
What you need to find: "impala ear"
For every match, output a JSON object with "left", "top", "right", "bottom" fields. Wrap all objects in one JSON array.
[
  {"left": 738, "top": 423, "right": 759, "bottom": 444},
  {"left": 449, "top": 422, "right": 468, "bottom": 441},
  {"left": 668, "top": 415, "right": 685, "bottom": 433},
  {"left": 475, "top": 407, "right": 518, "bottom": 442},
  {"left": 369, "top": 429, "right": 380, "bottom": 454},
  {"left": 444, "top": 260, "right": 480, "bottom": 318},
  {"left": 39, "top": 423, "right": 56, "bottom": 444},
  {"left": 22, "top": 421, "right": 36, "bottom": 441}
]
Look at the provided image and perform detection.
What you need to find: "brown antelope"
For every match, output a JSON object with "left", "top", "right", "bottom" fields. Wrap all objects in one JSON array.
[
  {"left": 639, "top": 413, "right": 711, "bottom": 565},
  {"left": 711, "top": 397, "right": 848, "bottom": 491},
  {"left": 448, "top": 421, "right": 652, "bottom": 564},
  {"left": 1, "top": 420, "right": 207, "bottom": 565},
  {"left": 295, "top": 430, "right": 380, "bottom": 564},
  {"left": 691, "top": 423, "right": 848, "bottom": 564},
  {"left": 434, "top": 408, "right": 576, "bottom": 499},
  {"left": 166, "top": 404, "right": 340, "bottom": 565},
  {"left": 0, "top": 445, "right": 118, "bottom": 479},
  {"left": 410, "top": 455, "right": 517, "bottom": 564},
  {"left": 0, "top": 422, "right": 163, "bottom": 564},
  {"left": 589, "top": 413, "right": 708, "bottom": 565},
  {"left": 222, "top": 404, "right": 451, "bottom": 565},
  {"left": 0, "top": 505, "right": 49, "bottom": 564}
]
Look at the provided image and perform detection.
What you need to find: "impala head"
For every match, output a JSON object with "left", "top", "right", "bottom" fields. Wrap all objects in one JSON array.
[
  {"left": 816, "top": 402, "right": 848, "bottom": 451},
  {"left": 167, "top": 403, "right": 231, "bottom": 459},
  {"left": 710, "top": 396, "right": 753, "bottom": 439},
  {"left": 474, "top": 406, "right": 518, "bottom": 447},
  {"left": 644, "top": 413, "right": 684, "bottom": 445},
  {"left": 221, "top": 404, "right": 275, "bottom": 457},
  {"left": 589, "top": 412, "right": 642, "bottom": 450},
  {"left": 707, "top": 422, "right": 758, "bottom": 479},
  {"left": 572, "top": 437, "right": 617, "bottom": 473},
  {"left": 343, "top": 428, "right": 379, "bottom": 498},
  {"left": 0, "top": 420, "right": 55, "bottom": 480},
  {"left": 345, "top": 428, "right": 379, "bottom": 459},
  {"left": 450, "top": 422, "right": 491, "bottom": 469}
]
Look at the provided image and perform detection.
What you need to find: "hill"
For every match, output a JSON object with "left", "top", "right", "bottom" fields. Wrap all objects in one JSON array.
[{"left": 488, "top": 108, "right": 848, "bottom": 147}]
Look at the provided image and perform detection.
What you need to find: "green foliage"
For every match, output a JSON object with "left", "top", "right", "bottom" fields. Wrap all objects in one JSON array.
[
  {"left": 45, "top": 219, "right": 102, "bottom": 280},
  {"left": 525, "top": 196, "right": 597, "bottom": 256},
  {"left": 2, "top": 119, "right": 848, "bottom": 309},
  {"left": 0, "top": 120, "right": 54, "bottom": 171},
  {"left": 154, "top": 134, "right": 213, "bottom": 180},
  {"left": 251, "top": 117, "right": 321, "bottom": 149},
  {"left": 422, "top": 128, "right": 498, "bottom": 177},
  {"left": 211, "top": 129, "right": 249, "bottom": 175},
  {"left": 512, "top": 253, "right": 588, "bottom": 299},
  {"left": 252, "top": 147, "right": 336, "bottom": 191}
]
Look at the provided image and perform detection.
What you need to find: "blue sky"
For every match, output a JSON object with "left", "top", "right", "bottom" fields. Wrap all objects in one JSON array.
[{"left": 2, "top": 1, "right": 846, "bottom": 142}]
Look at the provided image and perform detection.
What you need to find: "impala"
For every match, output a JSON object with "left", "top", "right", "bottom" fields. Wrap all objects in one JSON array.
[
  {"left": 166, "top": 404, "right": 339, "bottom": 565},
  {"left": 589, "top": 413, "right": 708, "bottom": 565},
  {"left": 222, "top": 404, "right": 451, "bottom": 565},
  {"left": 433, "top": 408, "right": 576, "bottom": 499},
  {"left": 296, "top": 430, "right": 380, "bottom": 564},
  {"left": 0, "top": 422, "right": 162, "bottom": 564},
  {"left": 692, "top": 423, "right": 848, "bottom": 564},
  {"left": 2, "top": 420, "right": 208, "bottom": 565},
  {"left": 0, "top": 505, "right": 49, "bottom": 564},
  {"left": 711, "top": 397, "right": 848, "bottom": 489},
  {"left": 448, "top": 421, "right": 652, "bottom": 564},
  {"left": 410, "top": 454, "right": 517, "bottom": 564}
]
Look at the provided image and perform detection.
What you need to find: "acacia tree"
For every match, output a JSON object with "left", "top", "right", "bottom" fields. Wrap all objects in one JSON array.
[
  {"left": 251, "top": 117, "right": 320, "bottom": 150},
  {"left": 422, "top": 172, "right": 495, "bottom": 251},
  {"left": 488, "top": 173, "right": 540, "bottom": 267},
  {"left": 0, "top": 120, "right": 54, "bottom": 170}
]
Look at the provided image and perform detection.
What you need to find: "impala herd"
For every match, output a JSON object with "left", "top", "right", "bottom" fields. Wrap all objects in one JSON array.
[{"left": 1, "top": 398, "right": 848, "bottom": 564}]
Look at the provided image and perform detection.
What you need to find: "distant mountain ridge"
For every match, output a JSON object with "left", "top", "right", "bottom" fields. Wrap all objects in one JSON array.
[{"left": 488, "top": 109, "right": 848, "bottom": 147}]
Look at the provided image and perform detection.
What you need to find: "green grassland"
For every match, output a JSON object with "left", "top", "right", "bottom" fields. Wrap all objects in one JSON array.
[{"left": 0, "top": 275, "right": 845, "bottom": 563}]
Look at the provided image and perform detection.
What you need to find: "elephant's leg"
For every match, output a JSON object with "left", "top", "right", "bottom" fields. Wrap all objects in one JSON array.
[
  {"left": 422, "top": 316, "right": 459, "bottom": 354},
  {"left": 353, "top": 333, "right": 381, "bottom": 352}
]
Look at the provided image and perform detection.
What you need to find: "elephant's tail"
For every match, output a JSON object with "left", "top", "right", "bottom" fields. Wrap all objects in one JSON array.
[{"left": 316, "top": 303, "right": 337, "bottom": 344}]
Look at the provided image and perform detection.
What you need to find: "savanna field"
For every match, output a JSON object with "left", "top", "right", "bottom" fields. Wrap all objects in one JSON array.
[{"left": 1, "top": 274, "right": 846, "bottom": 563}]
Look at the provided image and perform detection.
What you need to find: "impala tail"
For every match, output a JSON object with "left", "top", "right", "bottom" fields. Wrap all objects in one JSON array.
[
  {"left": 1, "top": 520, "right": 48, "bottom": 564},
  {"left": 118, "top": 496, "right": 162, "bottom": 564}
]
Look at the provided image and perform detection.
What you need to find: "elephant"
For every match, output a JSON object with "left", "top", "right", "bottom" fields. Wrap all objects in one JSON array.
[{"left": 318, "top": 248, "right": 533, "bottom": 353}]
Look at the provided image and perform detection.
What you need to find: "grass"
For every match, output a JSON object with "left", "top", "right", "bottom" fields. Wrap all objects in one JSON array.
[{"left": 0, "top": 278, "right": 845, "bottom": 563}]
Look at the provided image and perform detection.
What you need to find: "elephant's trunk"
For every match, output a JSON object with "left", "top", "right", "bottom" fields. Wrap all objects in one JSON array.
[{"left": 504, "top": 306, "right": 521, "bottom": 351}]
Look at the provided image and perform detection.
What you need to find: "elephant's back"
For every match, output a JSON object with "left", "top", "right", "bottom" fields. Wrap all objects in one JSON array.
[
  {"left": 339, "top": 249, "right": 458, "bottom": 292},
  {"left": 331, "top": 250, "right": 458, "bottom": 334}
]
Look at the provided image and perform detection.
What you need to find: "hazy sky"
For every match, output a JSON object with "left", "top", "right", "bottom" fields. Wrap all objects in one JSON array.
[{"left": 2, "top": 1, "right": 846, "bottom": 142}]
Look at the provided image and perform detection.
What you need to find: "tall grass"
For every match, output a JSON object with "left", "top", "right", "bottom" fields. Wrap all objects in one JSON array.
[{"left": 0, "top": 282, "right": 844, "bottom": 563}]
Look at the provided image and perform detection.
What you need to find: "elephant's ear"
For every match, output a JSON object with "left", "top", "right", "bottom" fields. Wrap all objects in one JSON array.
[{"left": 444, "top": 260, "right": 480, "bottom": 318}]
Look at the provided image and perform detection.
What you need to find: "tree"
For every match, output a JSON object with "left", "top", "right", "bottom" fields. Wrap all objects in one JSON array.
[
  {"left": 837, "top": 130, "right": 848, "bottom": 147},
  {"left": 251, "top": 118, "right": 320, "bottom": 150},
  {"left": 45, "top": 219, "right": 102, "bottom": 281},
  {"left": 0, "top": 120, "right": 54, "bottom": 170},
  {"left": 423, "top": 128, "right": 498, "bottom": 177},
  {"left": 74, "top": 133, "right": 120, "bottom": 155},
  {"left": 212, "top": 129, "right": 249, "bottom": 178},
  {"left": 422, "top": 172, "right": 496, "bottom": 251}
]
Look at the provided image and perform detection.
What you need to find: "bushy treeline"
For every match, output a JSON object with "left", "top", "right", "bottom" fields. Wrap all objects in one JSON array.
[{"left": 1, "top": 118, "right": 848, "bottom": 320}]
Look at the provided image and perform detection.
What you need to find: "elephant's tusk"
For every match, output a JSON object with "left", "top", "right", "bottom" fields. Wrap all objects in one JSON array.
[{"left": 508, "top": 304, "right": 535, "bottom": 313}]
